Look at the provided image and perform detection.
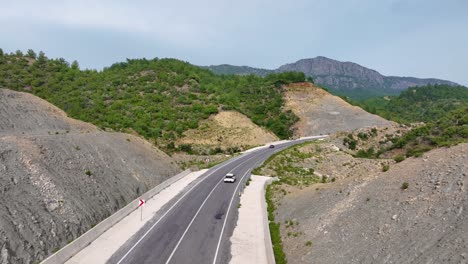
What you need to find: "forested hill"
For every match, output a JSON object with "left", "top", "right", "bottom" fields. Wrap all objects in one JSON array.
[
  {"left": 359, "top": 84, "right": 468, "bottom": 123},
  {"left": 0, "top": 49, "right": 304, "bottom": 148}
]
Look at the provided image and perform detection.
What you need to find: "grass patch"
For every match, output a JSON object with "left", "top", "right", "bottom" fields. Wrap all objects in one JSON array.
[
  {"left": 266, "top": 184, "right": 287, "bottom": 264},
  {"left": 254, "top": 141, "right": 322, "bottom": 187}
]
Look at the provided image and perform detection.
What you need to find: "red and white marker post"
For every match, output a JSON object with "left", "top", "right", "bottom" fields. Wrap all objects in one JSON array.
[{"left": 138, "top": 199, "right": 145, "bottom": 221}]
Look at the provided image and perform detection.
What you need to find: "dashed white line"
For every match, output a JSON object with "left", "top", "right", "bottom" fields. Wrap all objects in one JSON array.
[
  {"left": 116, "top": 155, "right": 247, "bottom": 264},
  {"left": 164, "top": 159, "right": 250, "bottom": 264}
]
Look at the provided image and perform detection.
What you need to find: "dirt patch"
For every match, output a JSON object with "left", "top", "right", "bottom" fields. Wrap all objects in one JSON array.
[
  {"left": 177, "top": 111, "right": 279, "bottom": 150},
  {"left": 283, "top": 82, "right": 394, "bottom": 136}
]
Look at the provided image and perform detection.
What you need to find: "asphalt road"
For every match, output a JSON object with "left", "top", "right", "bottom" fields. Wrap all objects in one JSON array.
[{"left": 108, "top": 137, "right": 324, "bottom": 264}]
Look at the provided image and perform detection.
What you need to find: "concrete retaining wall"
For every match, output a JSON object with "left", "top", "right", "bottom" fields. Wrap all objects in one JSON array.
[{"left": 41, "top": 169, "right": 192, "bottom": 264}]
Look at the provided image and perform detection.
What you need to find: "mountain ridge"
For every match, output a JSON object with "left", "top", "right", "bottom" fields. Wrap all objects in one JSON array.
[{"left": 205, "top": 56, "right": 459, "bottom": 99}]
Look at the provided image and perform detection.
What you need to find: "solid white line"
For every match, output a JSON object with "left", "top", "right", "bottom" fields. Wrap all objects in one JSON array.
[
  {"left": 212, "top": 168, "right": 251, "bottom": 264},
  {"left": 164, "top": 159, "right": 250, "bottom": 264},
  {"left": 116, "top": 154, "right": 247, "bottom": 264}
]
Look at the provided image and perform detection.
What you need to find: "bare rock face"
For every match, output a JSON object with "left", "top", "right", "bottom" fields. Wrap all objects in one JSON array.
[
  {"left": 277, "top": 143, "right": 468, "bottom": 264},
  {"left": 0, "top": 89, "right": 181, "bottom": 263},
  {"left": 283, "top": 82, "right": 394, "bottom": 136}
]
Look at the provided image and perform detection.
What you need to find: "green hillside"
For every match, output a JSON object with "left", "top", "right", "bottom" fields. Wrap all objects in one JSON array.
[
  {"left": 358, "top": 85, "right": 468, "bottom": 157},
  {"left": 359, "top": 85, "right": 468, "bottom": 123},
  {"left": 0, "top": 49, "right": 303, "bottom": 148}
]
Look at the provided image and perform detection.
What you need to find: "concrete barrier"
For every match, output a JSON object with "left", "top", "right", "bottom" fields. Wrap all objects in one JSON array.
[
  {"left": 262, "top": 176, "right": 278, "bottom": 264},
  {"left": 41, "top": 169, "right": 192, "bottom": 264}
]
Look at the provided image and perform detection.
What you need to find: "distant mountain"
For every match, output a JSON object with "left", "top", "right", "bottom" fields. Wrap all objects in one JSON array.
[
  {"left": 202, "top": 64, "right": 273, "bottom": 76},
  {"left": 205, "top": 57, "right": 459, "bottom": 100}
]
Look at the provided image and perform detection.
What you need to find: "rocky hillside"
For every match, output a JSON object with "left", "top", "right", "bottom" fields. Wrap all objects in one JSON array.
[
  {"left": 276, "top": 142, "right": 467, "bottom": 264},
  {"left": 257, "top": 125, "right": 467, "bottom": 264},
  {"left": 283, "top": 82, "right": 393, "bottom": 136},
  {"left": 0, "top": 89, "right": 181, "bottom": 263},
  {"left": 206, "top": 57, "right": 458, "bottom": 99}
]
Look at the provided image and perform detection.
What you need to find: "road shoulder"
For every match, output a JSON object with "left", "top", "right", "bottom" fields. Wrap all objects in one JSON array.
[{"left": 230, "top": 175, "right": 275, "bottom": 264}]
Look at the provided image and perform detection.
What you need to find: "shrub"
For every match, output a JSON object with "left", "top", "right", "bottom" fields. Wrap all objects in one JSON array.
[
  {"left": 246, "top": 177, "right": 252, "bottom": 186},
  {"left": 85, "top": 170, "right": 92, "bottom": 176},
  {"left": 382, "top": 164, "right": 390, "bottom": 172},
  {"left": 209, "top": 147, "right": 223, "bottom": 155},
  {"left": 343, "top": 136, "right": 357, "bottom": 150},
  {"left": 179, "top": 144, "right": 193, "bottom": 154},
  {"left": 394, "top": 155, "right": 405, "bottom": 163},
  {"left": 305, "top": 241, "right": 313, "bottom": 246},
  {"left": 355, "top": 147, "right": 375, "bottom": 158},
  {"left": 401, "top": 182, "right": 409, "bottom": 190},
  {"left": 321, "top": 176, "right": 328, "bottom": 183},
  {"left": 357, "top": 132, "right": 369, "bottom": 140}
]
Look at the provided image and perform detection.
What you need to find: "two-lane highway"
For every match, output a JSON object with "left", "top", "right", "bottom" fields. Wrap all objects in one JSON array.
[{"left": 108, "top": 137, "right": 325, "bottom": 264}]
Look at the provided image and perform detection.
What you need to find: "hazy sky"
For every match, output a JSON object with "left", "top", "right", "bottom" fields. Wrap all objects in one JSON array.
[{"left": 1, "top": 0, "right": 467, "bottom": 85}]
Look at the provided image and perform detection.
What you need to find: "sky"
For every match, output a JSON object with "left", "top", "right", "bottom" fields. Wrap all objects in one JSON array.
[{"left": 0, "top": 0, "right": 467, "bottom": 85}]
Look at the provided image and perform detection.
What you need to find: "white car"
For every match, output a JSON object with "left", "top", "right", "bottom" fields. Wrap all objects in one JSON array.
[{"left": 224, "top": 173, "right": 236, "bottom": 183}]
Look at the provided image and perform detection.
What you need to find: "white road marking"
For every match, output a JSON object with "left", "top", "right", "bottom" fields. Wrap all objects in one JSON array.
[
  {"left": 212, "top": 169, "right": 251, "bottom": 264},
  {"left": 164, "top": 158, "right": 252, "bottom": 264},
  {"left": 115, "top": 154, "right": 247, "bottom": 264}
]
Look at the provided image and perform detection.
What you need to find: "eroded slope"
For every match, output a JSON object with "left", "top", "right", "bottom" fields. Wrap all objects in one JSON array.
[
  {"left": 0, "top": 89, "right": 181, "bottom": 263},
  {"left": 284, "top": 82, "right": 393, "bottom": 136}
]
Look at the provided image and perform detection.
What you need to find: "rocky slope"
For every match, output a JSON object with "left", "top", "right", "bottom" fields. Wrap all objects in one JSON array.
[
  {"left": 206, "top": 57, "right": 458, "bottom": 99},
  {"left": 266, "top": 136, "right": 467, "bottom": 263},
  {"left": 0, "top": 89, "right": 181, "bottom": 263},
  {"left": 283, "top": 82, "right": 394, "bottom": 136}
]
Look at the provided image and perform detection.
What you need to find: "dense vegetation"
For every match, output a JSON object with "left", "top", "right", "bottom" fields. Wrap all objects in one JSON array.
[
  {"left": 0, "top": 49, "right": 303, "bottom": 149},
  {"left": 389, "top": 105, "right": 468, "bottom": 157},
  {"left": 359, "top": 85, "right": 468, "bottom": 123},
  {"left": 357, "top": 85, "right": 468, "bottom": 157}
]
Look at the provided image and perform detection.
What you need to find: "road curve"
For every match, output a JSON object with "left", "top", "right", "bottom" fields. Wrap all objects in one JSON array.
[{"left": 108, "top": 137, "right": 325, "bottom": 264}]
